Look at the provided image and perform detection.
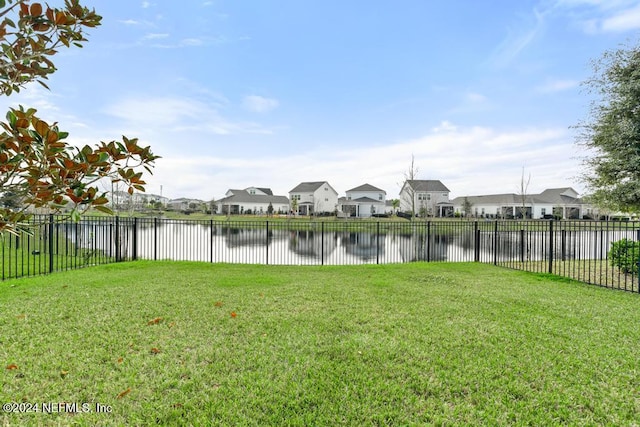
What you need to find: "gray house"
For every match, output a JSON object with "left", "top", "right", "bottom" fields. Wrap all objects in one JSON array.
[
  {"left": 399, "top": 180, "right": 453, "bottom": 217},
  {"left": 217, "top": 187, "right": 289, "bottom": 215},
  {"left": 452, "top": 187, "right": 588, "bottom": 219}
]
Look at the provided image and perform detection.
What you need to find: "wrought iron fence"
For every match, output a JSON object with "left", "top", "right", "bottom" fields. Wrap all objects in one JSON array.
[{"left": 2, "top": 215, "right": 640, "bottom": 292}]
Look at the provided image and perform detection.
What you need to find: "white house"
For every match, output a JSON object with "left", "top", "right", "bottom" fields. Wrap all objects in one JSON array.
[
  {"left": 289, "top": 181, "right": 339, "bottom": 215},
  {"left": 167, "top": 197, "right": 205, "bottom": 212},
  {"left": 451, "top": 187, "right": 588, "bottom": 219},
  {"left": 399, "top": 180, "right": 453, "bottom": 217},
  {"left": 342, "top": 183, "right": 387, "bottom": 218},
  {"left": 216, "top": 187, "right": 289, "bottom": 215}
]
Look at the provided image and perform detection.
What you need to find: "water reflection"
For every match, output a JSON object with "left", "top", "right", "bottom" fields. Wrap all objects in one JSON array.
[{"left": 61, "top": 221, "right": 640, "bottom": 265}]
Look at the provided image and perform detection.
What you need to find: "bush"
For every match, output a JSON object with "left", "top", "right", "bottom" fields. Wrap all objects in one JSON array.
[{"left": 609, "top": 239, "right": 640, "bottom": 274}]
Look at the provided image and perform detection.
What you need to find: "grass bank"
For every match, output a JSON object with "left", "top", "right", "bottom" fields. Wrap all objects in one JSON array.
[{"left": 1, "top": 262, "right": 639, "bottom": 425}]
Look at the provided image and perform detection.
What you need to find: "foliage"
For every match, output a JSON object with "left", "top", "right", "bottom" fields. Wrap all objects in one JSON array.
[
  {"left": 608, "top": 238, "right": 640, "bottom": 274},
  {"left": 462, "top": 196, "right": 473, "bottom": 218},
  {"left": 0, "top": 0, "right": 158, "bottom": 234},
  {"left": 577, "top": 42, "right": 640, "bottom": 212}
]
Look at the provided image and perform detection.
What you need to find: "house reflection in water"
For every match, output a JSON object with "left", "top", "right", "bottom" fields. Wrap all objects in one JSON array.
[
  {"left": 341, "top": 232, "right": 385, "bottom": 261},
  {"left": 288, "top": 230, "right": 337, "bottom": 260}
]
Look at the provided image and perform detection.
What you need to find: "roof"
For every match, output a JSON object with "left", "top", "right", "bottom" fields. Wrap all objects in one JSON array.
[
  {"left": 451, "top": 188, "right": 582, "bottom": 206},
  {"left": 218, "top": 190, "right": 289, "bottom": 205},
  {"left": 346, "top": 183, "right": 386, "bottom": 194},
  {"left": 350, "top": 196, "right": 384, "bottom": 204},
  {"left": 402, "top": 180, "right": 450, "bottom": 193},
  {"left": 289, "top": 181, "right": 328, "bottom": 193}
]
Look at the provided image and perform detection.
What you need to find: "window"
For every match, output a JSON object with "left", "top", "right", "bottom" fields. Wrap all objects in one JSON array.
[
  {"left": 249, "top": 189, "right": 255, "bottom": 195},
  {"left": 378, "top": 194, "right": 383, "bottom": 201},
  {"left": 292, "top": 195, "right": 301, "bottom": 201},
  {"left": 541, "top": 208, "right": 546, "bottom": 215},
  {"left": 426, "top": 194, "right": 431, "bottom": 200}
]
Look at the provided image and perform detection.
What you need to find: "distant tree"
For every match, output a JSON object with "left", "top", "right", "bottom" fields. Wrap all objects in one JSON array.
[
  {"left": 391, "top": 198, "right": 400, "bottom": 214},
  {"left": 576, "top": 42, "right": 640, "bottom": 213},
  {"left": 267, "top": 202, "right": 273, "bottom": 216},
  {"left": 0, "top": 0, "right": 158, "bottom": 234},
  {"left": 291, "top": 197, "right": 298, "bottom": 216},
  {"left": 518, "top": 167, "right": 531, "bottom": 219},
  {"left": 209, "top": 198, "right": 217, "bottom": 215},
  {"left": 400, "top": 154, "right": 419, "bottom": 221},
  {"left": 462, "top": 197, "right": 473, "bottom": 219}
]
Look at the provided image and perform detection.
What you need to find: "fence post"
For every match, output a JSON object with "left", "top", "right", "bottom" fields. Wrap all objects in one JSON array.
[
  {"left": 520, "top": 228, "right": 525, "bottom": 263},
  {"left": 266, "top": 221, "right": 269, "bottom": 265},
  {"left": 321, "top": 222, "right": 325, "bottom": 266},
  {"left": 210, "top": 219, "right": 214, "bottom": 263},
  {"left": 132, "top": 217, "right": 138, "bottom": 261},
  {"left": 426, "top": 221, "right": 431, "bottom": 262},
  {"left": 115, "top": 216, "right": 121, "bottom": 262},
  {"left": 548, "top": 220, "right": 554, "bottom": 274},
  {"left": 376, "top": 222, "right": 380, "bottom": 264},
  {"left": 48, "top": 214, "right": 54, "bottom": 273},
  {"left": 493, "top": 221, "right": 498, "bottom": 265},
  {"left": 474, "top": 221, "right": 480, "bottom": 262},
  {"left": 154, "top": 217, "right": 158, "bottom": 261}
]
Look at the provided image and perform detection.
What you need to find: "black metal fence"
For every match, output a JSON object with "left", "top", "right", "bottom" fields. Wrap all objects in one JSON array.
[{"left": 2, "top": 215, "right": 640, "bottom": 292}]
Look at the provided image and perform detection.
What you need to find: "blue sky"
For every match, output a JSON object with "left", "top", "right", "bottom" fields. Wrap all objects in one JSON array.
[{"left": 3, "top": 0, "right": 640, "bottom": 200}]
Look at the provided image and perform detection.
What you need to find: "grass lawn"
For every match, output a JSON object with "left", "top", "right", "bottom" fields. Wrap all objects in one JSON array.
[{"left": 1, "top": 262, "right": 640, "bottom": 426}]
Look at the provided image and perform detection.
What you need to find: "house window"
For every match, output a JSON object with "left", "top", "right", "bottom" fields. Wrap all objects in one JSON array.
[
  {"left": 325, "top": 198, "right": 328, "bottom": 202},
  {"left": 249, "top": 189, "right": 255, "bottom": 195},
  {"left": 378, "top": 194, "right": 383, "bottom": 201},
  {"left": 481, "top": 208, "right": 485, "bottom": 215},
  {"left": 292, "top": 195, "right": 300, "bottom": 201},
  {"left": 426, "top": 194, "right": 431, "bottom": 200},
  {"left": 541, "top": 208, "right": 546, "bottom": 215},
  {"left": 347, "top": 196, "right": 351, "bottom": 200},
  {"left": 324, "top": 187, "right": 328, "bottom": 191}
]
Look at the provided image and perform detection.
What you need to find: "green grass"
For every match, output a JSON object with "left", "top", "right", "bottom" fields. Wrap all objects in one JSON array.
[{"left": 1, "top": 262, "right": 640, "bottom": 425}]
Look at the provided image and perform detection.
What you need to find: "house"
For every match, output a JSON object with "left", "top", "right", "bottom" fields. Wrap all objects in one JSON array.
[
  {"left": 399, "top": 180, "right": 453, "bottom": 217},
  {"left": 216, "top": 187, "right": 289, "bottom": 215},
  {"left": 451, "top": 187, "right": 588, "bottom": 219},
  {"left": 289, "top": 181, "right": 339, "bottom": 215},
  {"left": 341, "top": 183, "right": 387, "bottom": 218},
  {"left": 108, "top": 191, "right": 169, "bottom": 211},
  {"left": 167, "top": 197, "right": 206, "bottom": 212}
]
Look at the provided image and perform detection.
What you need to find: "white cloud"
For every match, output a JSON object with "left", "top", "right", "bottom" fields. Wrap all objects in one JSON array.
[
  {"left": 142, "top": 122, "right": 582, "bottom": 201},
  {"left": 143, "top": 33, "right": 170, "bottom": 40},
  {"left": 601, "top": 4, "right": 640, "bottom": 32},
  {"left": 536, "top": 78, "right": 579, "bottom": 93},
  {"left": 142, "top": 1, "right": 151, "bottom": 8},
  {"left": 119, "top": 19, "right": 140, "bottom": 26},
  {"left": 242, "top": 95, "right": 280, "bottom": 113}
]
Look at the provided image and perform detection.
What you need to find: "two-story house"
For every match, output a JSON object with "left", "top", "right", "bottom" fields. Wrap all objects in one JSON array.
[
  {"left": 289, "top": 181, "right": 339, "bottom": 215},
  {"left": 342, "top": 184, "right": 387, "bottom": 218},
  {"left": 399, "top": 180, "right": 453, "bottom": 218}
]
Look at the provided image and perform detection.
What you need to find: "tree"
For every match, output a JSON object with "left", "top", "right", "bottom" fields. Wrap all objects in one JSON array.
[
  {"left": 267, "top": 202, "right": 273, "bottom": 217},
  {"left": 517, "top": 167, "right": 531, "bottom": 219},
  {"left": 390, "top": 198, "right": 399, "bottom": 215},
  {"left": 462, "top": 197, "right": 473, "bottom": 218},
  {"left": 0, "top": 0, "right": 158, "bottom": 234},
  {"left": 291, "top": 197, "right": 298, "bottom": 216},
  {"left": 577, "top": 42, "right": 640, "bottom": 213},
  {"left": 400, "top": 154, "right": 419, "bottom": 220}
]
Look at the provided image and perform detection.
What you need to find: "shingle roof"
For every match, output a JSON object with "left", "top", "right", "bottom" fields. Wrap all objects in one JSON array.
[
  {"left": 404, "top": 180, "right": 450, "bottom": 193},
  {"left": 289, "top": 181, "right": 328, "bottom": 193},
  {"left": 346, "top": 183, "right": 386, "bottom": 193},
  {"left": 218, "top": 190, "right": 289, "bottom": 205}
]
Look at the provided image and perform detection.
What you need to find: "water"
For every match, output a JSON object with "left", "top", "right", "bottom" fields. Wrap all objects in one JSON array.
[{"left": 62, "top": 221, "right": 640, "bottom": 265}]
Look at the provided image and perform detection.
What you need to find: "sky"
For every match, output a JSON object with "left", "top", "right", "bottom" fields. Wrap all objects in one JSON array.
[{"left": 2, "top": 0, "right": 640, "bottom": 201}]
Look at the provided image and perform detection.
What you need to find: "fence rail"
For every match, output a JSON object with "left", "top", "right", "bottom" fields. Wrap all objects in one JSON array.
[{"left": 2, "top": 215, "right": 639, "bottom": 292}]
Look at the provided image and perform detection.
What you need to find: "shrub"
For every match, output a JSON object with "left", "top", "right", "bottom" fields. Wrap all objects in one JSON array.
[{"left": 609, "top": 238, "right": 640, "bottom": 274}]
